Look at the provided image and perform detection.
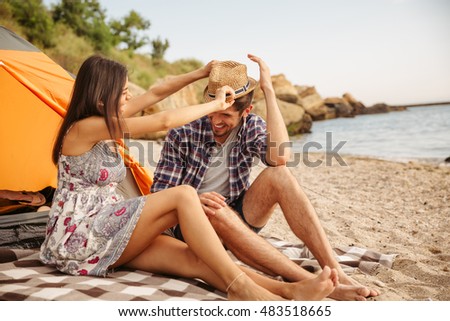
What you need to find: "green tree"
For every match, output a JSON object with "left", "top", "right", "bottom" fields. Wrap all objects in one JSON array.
[
  {"left": 151, "top": 36, "right": 169, "bottom": 61},
  {"left": 0, "top": 0, "right": 13, "bottom": 20},
  {"left": 4, "top": 0, "right": 55, "bottom": 48},
  {"left": 52, "top": 0, "right": 112, "bottom": 51},
  {"left": 109, "top": 10, "right": 150, "bottom": 51}
]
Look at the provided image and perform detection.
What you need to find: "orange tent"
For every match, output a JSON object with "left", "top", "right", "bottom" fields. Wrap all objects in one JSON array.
[{"left": 0, "top": 26, "right": 151, "bottom": 195}]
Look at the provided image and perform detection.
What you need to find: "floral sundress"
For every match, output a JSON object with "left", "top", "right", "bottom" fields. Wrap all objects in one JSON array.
[{"left": 40, "top": 141, "right": 146, "bottom": 276}]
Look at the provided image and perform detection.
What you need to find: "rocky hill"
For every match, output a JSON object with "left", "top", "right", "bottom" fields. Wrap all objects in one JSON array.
[{"left": 128, "top": 73, "right": 404, "bottom": 140}]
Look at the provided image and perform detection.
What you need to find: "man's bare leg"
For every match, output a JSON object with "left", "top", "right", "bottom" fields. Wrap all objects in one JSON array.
[
  {"left": 208, "top": 205, "right": 314, "bottom": 282},
  {"left": 242, "top": 166, "right": 380, "bottom": 300},
  {"left": 208, "top": 203, "right": 377, "bottom": 300},
  {"left": 208, "top": 166, "right": 379, "bottom": 300}
]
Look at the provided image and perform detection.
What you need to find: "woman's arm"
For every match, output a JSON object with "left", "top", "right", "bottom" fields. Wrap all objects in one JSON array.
[
  {"left": 73, "top": 85, "right": 235, "bottom": 145},
  {"left": 123, "top": 92, "right": 233, "bottom": 136},
  {"left": 123, "top": 61, "right": 217, "bottom": 118}
]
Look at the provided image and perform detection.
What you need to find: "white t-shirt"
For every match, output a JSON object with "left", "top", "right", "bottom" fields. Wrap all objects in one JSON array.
[{"left": 197, "top": 125, "right": 240, "bottom": 197}]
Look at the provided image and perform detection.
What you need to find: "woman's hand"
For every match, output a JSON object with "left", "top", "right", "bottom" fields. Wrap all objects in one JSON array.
[
  {"left": 214, "top": 85, "right": 235, "bottom": 110},
  {"left": 199, "top": 60, "right": 219, "bottom": 78},
  {"left": 247, "top": 54, "right": 274, "bottom": 92}
]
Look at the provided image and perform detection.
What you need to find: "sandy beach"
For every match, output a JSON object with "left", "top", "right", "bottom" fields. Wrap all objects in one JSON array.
[
  {"left": 133, "top": 140, "right": 450, "bottom": 301},
  {"left": 260, "top": 153, "right": 450, "bottom": 301}
]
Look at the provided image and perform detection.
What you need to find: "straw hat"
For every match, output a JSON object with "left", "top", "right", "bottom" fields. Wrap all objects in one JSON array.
[{"left": 203, "top": 60, "right": 257, "bottom": 102}]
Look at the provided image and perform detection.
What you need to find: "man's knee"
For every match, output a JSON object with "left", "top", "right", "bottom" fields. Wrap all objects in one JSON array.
[
  {"left": 208, "top": 206, "right": 245, "bottom": 231},
  {"left": 262, "top": 166, "right": 296, "bottom": 188}
]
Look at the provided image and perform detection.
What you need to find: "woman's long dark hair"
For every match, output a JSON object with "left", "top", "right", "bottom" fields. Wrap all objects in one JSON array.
[{"left": 52, "top": 55, "right": 127, "bottom": 164}]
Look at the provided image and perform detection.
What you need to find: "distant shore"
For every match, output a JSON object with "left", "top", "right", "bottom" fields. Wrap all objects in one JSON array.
[
  {"left": 395, "top": 101, "right": 450, "bottom": 108},
  {"left": 293, "top": 104, "right": 450, "bottom": 164}
]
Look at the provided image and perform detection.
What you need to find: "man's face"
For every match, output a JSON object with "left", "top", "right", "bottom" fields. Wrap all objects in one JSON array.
[{"left": 208, "top": 106, "right": 249, "bottom": 143}]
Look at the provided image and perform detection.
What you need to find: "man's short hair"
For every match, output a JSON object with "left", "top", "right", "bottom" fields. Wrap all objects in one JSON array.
[{"left": 233, "top": 90, "right": 254, "bottom": 114}]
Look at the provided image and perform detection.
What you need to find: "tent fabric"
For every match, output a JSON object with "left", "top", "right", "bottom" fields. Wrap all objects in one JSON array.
[
  {"left": 0, "top": 56, "right": 67, "bottom": 190},
  {"left": 0, "top": 26, "right": 40, "bottom": 51},
  {"left": 1, "top": 50, "right": 71, "bottom": 117},
  {"left": 0, "top": 26, "right": 152, "bottom": 195}
]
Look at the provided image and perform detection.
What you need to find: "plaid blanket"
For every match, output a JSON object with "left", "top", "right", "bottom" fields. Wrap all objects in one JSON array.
[
  {"left": 0, "top": 237, "right": 396, "bottom": 301},
  {"left": 265, "top": 237, "right": 397, "bottom": 275}
]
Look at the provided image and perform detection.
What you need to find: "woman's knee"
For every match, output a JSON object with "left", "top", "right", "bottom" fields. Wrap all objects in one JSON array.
[
  {"left": 171, "top": 185, "right": 200, "bottom": 207},
  {"left": 174, "top": 185, "right": 198, "bottom": 198}
]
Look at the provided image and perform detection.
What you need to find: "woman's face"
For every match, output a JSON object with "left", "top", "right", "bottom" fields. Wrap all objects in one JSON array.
[{"left": 119, "top": 78, "right": 131, "bottom": 115}]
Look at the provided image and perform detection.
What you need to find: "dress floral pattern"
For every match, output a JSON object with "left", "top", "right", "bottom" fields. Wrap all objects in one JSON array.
[{"left": 40, "top": 141, "right": 146, "bottom": 276}]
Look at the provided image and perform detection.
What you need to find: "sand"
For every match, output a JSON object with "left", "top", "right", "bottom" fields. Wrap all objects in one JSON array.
[
  {"left": 259, "top": 153, "right": 450, "bottom": 301},
  {"left": 132, "top": 140, "right": 450, "bottom": 301}
]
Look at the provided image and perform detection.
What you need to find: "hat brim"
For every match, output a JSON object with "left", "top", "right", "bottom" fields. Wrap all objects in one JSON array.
[{"left": 203, "top": 77, "right": 258, "bottom": 102}]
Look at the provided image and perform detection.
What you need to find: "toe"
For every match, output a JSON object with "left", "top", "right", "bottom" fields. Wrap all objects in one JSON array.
[{"left": 355, "top": 295, "right": 367, "bottom": 301}]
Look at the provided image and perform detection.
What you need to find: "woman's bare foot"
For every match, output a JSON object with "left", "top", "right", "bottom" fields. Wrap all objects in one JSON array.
[
  {"left": 227, "top": 274, "right": 284, "bottom": 301},
  {"left": 328, "top": 272, "right": 380, "bottom": 301},
  {"left": 283, "top": 266, "right": 338, "bottom": 301}
]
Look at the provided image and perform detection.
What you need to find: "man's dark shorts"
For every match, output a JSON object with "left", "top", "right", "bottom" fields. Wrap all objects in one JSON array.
[{"left": 168, "top": 190, "right": 263, "bottom": 242}]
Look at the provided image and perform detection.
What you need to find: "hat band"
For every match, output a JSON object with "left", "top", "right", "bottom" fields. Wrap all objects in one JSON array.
[{"left": 207, "top": 81, "right": 250, "bottom": 99}]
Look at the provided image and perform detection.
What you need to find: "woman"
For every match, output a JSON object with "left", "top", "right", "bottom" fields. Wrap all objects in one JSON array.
[{"left": 40, "top": 55, "right": 337, "bottom": 300}]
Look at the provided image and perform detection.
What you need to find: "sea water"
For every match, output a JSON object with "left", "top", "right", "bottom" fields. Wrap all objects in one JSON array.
[{"left": 292, "top": 105, "right": 450, "bottom": 163}]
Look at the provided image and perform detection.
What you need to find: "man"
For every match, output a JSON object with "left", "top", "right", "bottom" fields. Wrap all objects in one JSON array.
[{"left": 151, "top": 54, "right": 379, "bottom": 300}]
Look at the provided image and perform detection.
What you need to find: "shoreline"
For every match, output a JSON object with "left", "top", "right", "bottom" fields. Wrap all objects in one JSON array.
[
  {"left": 131, "top": 140, "right": 450, "bottom": 301},
  {"left": 129, "top": 139, "right": 450, "bottom": 168},
  {"left": 395, "top": 101, "right": 450, "bottom": 108},
  {"left": 309, "top": 152, "right": 450, "bottom": 166},
  {"left": 289, "top": 105, "right": 450, "bottom": 167}
]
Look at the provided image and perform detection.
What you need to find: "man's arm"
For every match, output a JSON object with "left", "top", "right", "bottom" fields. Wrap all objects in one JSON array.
[{"left": 248, "top": 54, "right": 291, "bottom": 166}]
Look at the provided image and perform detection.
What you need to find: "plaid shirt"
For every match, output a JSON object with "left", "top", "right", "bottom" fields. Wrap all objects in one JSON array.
[{"left": 151, "top": 114, "right": 269, "bottom": 203}]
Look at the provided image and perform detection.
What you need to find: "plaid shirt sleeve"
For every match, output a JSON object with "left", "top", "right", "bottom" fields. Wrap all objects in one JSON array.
[
  {"left": 246, "top": 115, "right": 270, "bottom": 166},
  {"left": 150, "top": 129, "right": 186, "bottom": 193}
]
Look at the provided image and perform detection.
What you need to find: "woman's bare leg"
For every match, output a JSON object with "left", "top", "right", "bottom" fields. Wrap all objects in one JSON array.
[
  {"left": 125, "top": 234, "right": 337, "bottom": 300},
  {"left": 241, "top": 265, "right": 338, "bottom": 301},
  {"left": 112, "top": 185, "right": 282, "bottom": 300}
]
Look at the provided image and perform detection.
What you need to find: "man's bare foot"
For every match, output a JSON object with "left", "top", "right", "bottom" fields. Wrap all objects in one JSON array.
[
  {"left": 328, "top": 272, "right": 380, "bottom": 301},
  {"left": 285, "top": 266, "right": 338, "bottom": 301},
  {"left": 227, "top": 274, "right": 284, "bottom": 301}
]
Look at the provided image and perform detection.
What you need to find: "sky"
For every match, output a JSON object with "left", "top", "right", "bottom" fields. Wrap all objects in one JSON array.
[{"left": 46, "top": 0, "right": 450, "bottom": 106}]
